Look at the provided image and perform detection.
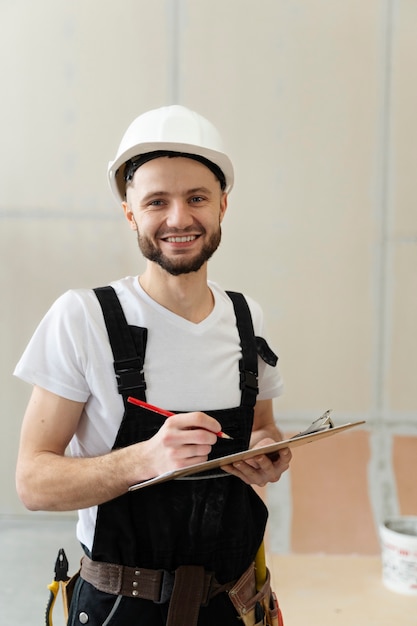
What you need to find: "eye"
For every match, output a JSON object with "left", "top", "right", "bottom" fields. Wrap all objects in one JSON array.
[{"left": 190, "top": 196, "right": 205, "bottom": 204}]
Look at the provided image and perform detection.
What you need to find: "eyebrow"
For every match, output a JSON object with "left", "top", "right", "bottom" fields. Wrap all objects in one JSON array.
[{"left": 140, "top": 187, "right": 213, "bottom": 203}]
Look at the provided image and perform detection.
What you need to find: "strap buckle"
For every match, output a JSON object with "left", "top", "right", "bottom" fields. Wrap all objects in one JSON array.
[
  {"left": 114, "top": 357, "right": 147, "bottom": 393},
  {"left": 239, "top": 369, "right": 259, "bottom": 394}
]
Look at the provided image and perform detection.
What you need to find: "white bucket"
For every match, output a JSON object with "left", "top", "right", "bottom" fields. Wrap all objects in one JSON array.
[{"left": 379, "top": 517, "right": 417, "bottom": 595}]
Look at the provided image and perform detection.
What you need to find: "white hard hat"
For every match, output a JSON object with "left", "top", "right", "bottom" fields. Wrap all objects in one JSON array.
[{"left": 108, "top": 105, "right": 234, "bottom": 205}]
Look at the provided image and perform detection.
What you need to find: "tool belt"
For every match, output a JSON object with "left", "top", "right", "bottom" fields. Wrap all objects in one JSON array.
[
  {"left": 80, "top": 554, "right": 233, "bottom": 626},
  {"left": 80, "top": 555, "right": 283, "bottom": 626}
]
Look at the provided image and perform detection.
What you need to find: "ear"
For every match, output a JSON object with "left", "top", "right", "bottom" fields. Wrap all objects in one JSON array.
[
  {"left": 219, "top": 192, "right": 228, "bottom": 223},
  {"left": 122, "top": 201, "right": 138, "bottom": 231}
]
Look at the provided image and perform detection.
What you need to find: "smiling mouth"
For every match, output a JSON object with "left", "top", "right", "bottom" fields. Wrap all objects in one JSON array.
[{"left": 163, "top": 235, "right": 199, "bottom": 243}]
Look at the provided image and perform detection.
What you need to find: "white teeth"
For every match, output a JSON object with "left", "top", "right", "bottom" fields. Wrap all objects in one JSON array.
[{"left": 166, "top": 235, "right": 197, "bottom": 243}]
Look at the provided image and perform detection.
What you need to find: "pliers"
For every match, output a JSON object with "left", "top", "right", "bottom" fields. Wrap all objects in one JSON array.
[{"left": 45, "top": 549, "right": 69, "bottom": 626}]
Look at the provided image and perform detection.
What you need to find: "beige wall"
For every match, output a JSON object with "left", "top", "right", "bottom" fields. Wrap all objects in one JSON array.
[{"left": 1, "top": 1, "right": 416, "bottom": 554}]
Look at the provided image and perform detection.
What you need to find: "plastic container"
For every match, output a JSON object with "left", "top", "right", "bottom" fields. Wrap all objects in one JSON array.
[{"left": 379, "top": 516, "right": 417, "bottom": 595}]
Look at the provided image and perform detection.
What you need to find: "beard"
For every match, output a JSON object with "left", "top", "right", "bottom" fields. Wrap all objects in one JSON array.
[{"left": 136, "top": 226, "right": 222, "bottom": 276}]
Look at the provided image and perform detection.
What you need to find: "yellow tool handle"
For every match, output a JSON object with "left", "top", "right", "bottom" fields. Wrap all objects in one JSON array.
[
  {"left": 45, "top": 580, "right": 59, "bottom": 626},
  {"left": 255, "top": 540, "right": 267, "bottom": 590}
]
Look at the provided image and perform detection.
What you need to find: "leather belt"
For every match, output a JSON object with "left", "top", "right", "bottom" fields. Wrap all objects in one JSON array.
[
  {"left": 81, "top": 554, "right": 175, "bottom": 602},
  {"left": 80, "top": 555, "right": 234, "bottom": 626}
]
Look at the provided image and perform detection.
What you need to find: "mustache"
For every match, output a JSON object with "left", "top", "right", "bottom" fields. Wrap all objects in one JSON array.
[{"left": 156, "top": 225, "right": 206, "bottom": 238}]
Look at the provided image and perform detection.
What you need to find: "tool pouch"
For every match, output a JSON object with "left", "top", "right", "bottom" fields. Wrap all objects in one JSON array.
[
  {"left": 61, "top": 570, "right": 80, "bottom": 621},
  {"left": 228, "top": 563, "right": 284, "bottom": 626}
]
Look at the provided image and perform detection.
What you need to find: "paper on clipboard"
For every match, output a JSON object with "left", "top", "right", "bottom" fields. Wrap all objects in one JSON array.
[{"left": 129, "top": 416, "right": 365, "bottom": 491}]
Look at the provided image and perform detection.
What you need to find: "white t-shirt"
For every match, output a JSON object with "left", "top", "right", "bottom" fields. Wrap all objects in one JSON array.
[{"left": 14, "top": 276, "right": 283, "bottom": 549}]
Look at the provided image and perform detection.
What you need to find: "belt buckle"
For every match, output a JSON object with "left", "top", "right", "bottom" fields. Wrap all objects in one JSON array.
[{"left": 156, "top": 570, "right": 175, "bottom": 604}]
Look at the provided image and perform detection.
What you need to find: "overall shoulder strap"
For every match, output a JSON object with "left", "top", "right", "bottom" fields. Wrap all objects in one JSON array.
[
  {"left": 226, "top": 291, "right": 259, "bottom": 407},
  {"left": 94, "top": 286, "right": 147, "bottom": 399}
]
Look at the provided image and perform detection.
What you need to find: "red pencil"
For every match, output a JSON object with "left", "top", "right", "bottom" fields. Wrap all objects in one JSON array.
[{"left": 127, "top": 396, "right": 233, "bottom": 440}]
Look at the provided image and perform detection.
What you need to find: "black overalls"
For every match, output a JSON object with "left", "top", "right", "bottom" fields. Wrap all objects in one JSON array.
[{"left": 68, "top": 287, "right": 278, "bottom": 626}]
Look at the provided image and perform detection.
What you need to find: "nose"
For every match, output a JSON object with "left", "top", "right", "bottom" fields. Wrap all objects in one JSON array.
[{"left": 165, "top": 199, "right": 194, "bottom": 230}]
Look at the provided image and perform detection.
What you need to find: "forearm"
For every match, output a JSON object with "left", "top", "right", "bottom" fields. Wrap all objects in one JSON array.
[
  {"left": 16, "top": 386, "right": 154, "bottom": 512},
  {"left": 16, "top": 444, "right": 145, "bottom": 512}
]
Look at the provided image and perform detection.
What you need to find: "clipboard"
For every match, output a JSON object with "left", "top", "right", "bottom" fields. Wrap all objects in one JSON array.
[{"left": 129, "top": 417, "right": 365, "bottom": 491}]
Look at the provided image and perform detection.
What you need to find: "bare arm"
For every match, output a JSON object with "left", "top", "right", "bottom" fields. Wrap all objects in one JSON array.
[
  {"left": 16, "top": 385, "right": 222, "bottom": 512},
  {"left": 223, "top": 398, "right": 292, "bottom": 487},
  {"left": 249, "top": 398, "right": 285, "bottom": 447}
]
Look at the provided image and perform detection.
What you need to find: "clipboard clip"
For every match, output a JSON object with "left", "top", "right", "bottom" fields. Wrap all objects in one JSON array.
[{"left": 292, "top": 409, "right": 334, "bottom": 439}]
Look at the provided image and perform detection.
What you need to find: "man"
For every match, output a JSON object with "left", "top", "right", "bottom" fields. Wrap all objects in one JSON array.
[{"left": 15, "top": 105, "right": 291, "bottom": 625}]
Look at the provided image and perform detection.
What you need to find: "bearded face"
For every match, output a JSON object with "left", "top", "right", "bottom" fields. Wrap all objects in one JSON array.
[{"left": 136, "top": 222, "right": 222, "bottom": 276}]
